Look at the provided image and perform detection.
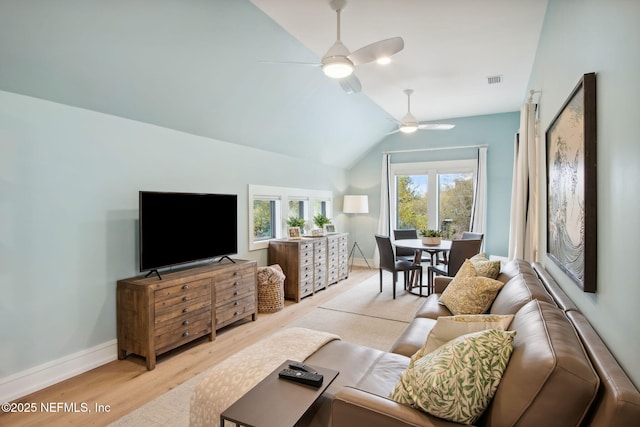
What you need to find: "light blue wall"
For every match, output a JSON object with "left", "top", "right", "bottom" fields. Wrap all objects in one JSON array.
[
  {"left": 347, "top": 112, "right": 519, "bottom": 260},
  {"left": 0, "top": 90, "right": 348, "bottom": 377},
  {"left": 527, "top": 0, "right": 640, "bottom": 387}
]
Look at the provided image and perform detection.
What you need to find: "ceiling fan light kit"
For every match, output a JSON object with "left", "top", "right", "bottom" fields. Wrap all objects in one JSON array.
[
  {"left": 389, "top": 89, "right": 455, "bottom": 135},
  {"left": 322, "top": 40, "right": 355, "bottom": 78}
]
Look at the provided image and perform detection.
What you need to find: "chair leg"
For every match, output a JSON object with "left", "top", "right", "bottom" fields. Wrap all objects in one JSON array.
[
  {"left": 393, "top": 272, "right": 397, "bottom": 299},
  {"left": 379, "top": 269, "right": 383, "bottom": 293}
]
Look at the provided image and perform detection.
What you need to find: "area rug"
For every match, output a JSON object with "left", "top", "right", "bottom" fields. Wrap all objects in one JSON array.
[
  {"left": 109, "top": 271, "right": 424, "bottom": 427},
  {"left": 318, "top": 271, "right": 426, "bottom": 322}
]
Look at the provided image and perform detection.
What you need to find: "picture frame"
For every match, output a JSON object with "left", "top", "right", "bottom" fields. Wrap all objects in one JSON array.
[
  {"left": 545, "top": 72, "right": 597, "bottom": 293},
  {"left": 324, "top": 224, "right": 336, "bottom": 234},
  {"left": 287, "top": 226, "right": 301, "bottom": 240}
]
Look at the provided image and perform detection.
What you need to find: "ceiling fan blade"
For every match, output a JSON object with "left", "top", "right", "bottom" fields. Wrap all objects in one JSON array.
[
  {"left": 339, "top": 73, "right": 361, "bottom": 94},
  {"left": 348, "top": 37, "right": 404, "bottom": 66},
  {"left": 418, "top": 123, "right": 456, "bottom": 130}
]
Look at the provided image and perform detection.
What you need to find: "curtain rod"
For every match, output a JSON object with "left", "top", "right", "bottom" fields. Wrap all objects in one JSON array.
[{"left": 383, "top": 144, "right": 488, "bottom": 155}]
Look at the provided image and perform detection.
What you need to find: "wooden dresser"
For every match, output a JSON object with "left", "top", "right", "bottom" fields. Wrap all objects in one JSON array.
[
  {"left": 268, "top": 233, "right": 348, "bottom": 302},
  {"left": 116, "top": 259, "right": 256, "bottom": 370}
]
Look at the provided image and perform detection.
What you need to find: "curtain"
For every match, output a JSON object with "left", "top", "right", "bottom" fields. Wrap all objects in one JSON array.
[
  {"left": 508, "top": 103, "right": 539, "bottom": 261},
  {"left": 373, "top": 153, "right": 391, "bottom": 267},
  {"left": 471, "top": 146, "right": 488, "bottom": 245}
]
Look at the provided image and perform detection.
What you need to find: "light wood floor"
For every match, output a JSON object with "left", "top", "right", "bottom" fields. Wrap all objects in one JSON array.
[{"left": 2, "top": 267, "right": 377, "bottom": 427}]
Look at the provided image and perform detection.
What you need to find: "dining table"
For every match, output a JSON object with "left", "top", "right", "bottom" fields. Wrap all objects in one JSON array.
[{"left": 392, "top": 238, "right": 452, "bottom": 295}]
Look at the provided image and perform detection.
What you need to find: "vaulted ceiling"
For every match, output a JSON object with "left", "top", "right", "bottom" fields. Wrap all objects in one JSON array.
[{"left": 0, "top": 0, "right": 547, "bottom": 168}]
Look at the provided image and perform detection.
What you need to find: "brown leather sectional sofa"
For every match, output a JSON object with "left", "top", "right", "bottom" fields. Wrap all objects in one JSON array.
[{"left": 300, "top": 259, "right": 640, "bottom": 426}]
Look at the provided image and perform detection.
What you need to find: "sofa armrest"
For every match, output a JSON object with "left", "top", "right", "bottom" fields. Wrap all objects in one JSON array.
[
  {"left": 433, "top": 276, "right": 453, "bottom": 293},
  {"left": 332, "top": 387, "right": 460, "bottom": 427}
]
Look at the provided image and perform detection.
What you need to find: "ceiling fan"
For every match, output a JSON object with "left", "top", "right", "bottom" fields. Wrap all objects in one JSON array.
[
  {"left": 389, "top": 89, "right": 455, "bottom": 134},
  {"left": 269, "top": 0, "right": 404, "bottom": 94}
]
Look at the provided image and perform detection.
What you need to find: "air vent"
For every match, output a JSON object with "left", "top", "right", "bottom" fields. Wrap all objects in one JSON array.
[{"left": 487, "top": 75, "right": 503, "bottom": 85}]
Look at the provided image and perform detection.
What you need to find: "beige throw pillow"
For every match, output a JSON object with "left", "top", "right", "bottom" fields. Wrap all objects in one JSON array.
[
  {"left": 439, "top": 260, "right": 505, "bottom": 315},
  {"left": 390, "top": 329, "right": 516, "bottom": 425},
  {"left": 470, "top": 253, "right": 501, "bottom": 279},
  {"left": 410, "top": 314, "right": 514, "bottom": 362}
]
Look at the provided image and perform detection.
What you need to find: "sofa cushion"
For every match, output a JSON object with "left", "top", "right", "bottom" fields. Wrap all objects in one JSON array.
[
  {"left": 413, "top": 293, "right": 453, "bottom": 319},
  {"left": 410, "top": 314, "right": 514, "bottom": 362},
  {"left": 390, "top": 329, "right": 516, "bottom": 425},
  {"left": 489, "top": 272, "right": 555, "bottom": 315},
  {"left": 496, "top": 258, "right": 538, "bottom": 283},
  {"left": 389, "top": 317, "right": 437, "bottom": 357},
  {"left": 482, "top": 300, "right": 599, "bottom": 427},
  {"left": 470, "top": 253, "right": 501, "bottom": 279},
  {"left": 440, "top": 260, "right": 505, "bottom": 315}
]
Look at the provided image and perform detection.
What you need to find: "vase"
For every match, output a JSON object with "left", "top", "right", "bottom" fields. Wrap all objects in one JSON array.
[{"left": 422, "top": 236, "right": 441, "bottom": 246}]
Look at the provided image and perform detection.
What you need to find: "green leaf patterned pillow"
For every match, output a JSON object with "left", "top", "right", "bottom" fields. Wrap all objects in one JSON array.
[
  {"left": 410, "top": 314, "right": 514, "bottom": 363},
  {"left": 470, "top": 253, "right": 501, "bottom": 279},
  {"left": 390, "top": 329, "right": 516, "bottom": 425}
]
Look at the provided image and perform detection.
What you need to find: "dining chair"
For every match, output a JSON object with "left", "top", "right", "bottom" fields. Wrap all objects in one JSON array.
[
  {"left": 393, "top": 229, "right": 430, "bottom": 263},
  {"left": 427, "top": 238, "right": 482, "bottom": 294},
  {"left": 375, "top": 234, "right": 423, "bottom": 299},
  {"left": 461, "top": 231, "right": 484, "bottom": 242},
  {"left": 438, "top": 231, "right": 485, "bottom": 265}
]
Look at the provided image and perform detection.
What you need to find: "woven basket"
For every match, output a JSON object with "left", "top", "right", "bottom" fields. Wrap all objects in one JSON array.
[{"left": 257, "top": 264, "right": 285, "bottom": 313}]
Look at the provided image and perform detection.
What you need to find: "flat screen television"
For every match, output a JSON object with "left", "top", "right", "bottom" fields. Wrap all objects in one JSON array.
[{"left": 139, "top": 191, "right": 237, "bottom": 274}]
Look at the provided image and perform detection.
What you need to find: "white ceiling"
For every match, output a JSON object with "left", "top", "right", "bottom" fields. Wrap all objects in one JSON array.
[{"left": 251, "top": 0, "right": 548, "bottom": 123}]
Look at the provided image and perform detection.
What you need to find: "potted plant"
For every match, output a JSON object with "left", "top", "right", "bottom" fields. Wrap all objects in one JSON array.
[
  {"left": 286, "top": 216, "right": 306, "bottom": 232},
  {"left": 420, "top": 229, "right": 442, "bottom": 246},
  {"left": 312, "top": 214, "right": 331, "bottom": 236}
]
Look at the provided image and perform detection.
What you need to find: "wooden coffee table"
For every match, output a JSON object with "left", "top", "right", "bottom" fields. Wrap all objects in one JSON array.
[{"left": 220, "top": 360, "right": 339, "bottom": 427}]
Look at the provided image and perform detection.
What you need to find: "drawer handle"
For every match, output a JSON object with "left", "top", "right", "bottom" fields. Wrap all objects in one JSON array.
[
  {"left": 182, "top": 296, "right": 189, "bottom": 302},
  {"left": 233, "top": 281, "right": 239, "bottom": 286},
  {"left": 233, "top": 291, "right": 239, "bottom": 296},
  {"left": 233, "top": 271, "right": 239, "bottom": 276},
  {"left": 234, "top": 301, "right": 239, "bottom": 306},
  {"left": 182, "top": 284, "right": 189, "bottom": 290},
  {"left": 183, "top": 308, "right": 189, "bottom": 313},
  {"left": 234, "top": 311, "right": 239, "bottom": 316},
  {"left": 182, "top": 331, "right": 190, "bottom": 337},
  {"left": 182, "top": 320, "right": 190, "bottom": 326}
]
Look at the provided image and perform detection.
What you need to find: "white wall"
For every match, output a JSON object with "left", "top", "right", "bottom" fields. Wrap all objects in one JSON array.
[
  {"left": 528, "top": 0, "right": 640, "bottom": 387},
  {"left": 0, "top": 91, "right": 348, "bottom": 386}
]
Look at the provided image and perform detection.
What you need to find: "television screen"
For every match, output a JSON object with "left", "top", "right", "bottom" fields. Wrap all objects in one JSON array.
[{"left": 139, "top": 191, "right": 237, "bottom": 272}]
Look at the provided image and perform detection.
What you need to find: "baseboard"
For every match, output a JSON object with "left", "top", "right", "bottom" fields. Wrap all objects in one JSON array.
[
  {"left": 350, "top": 258, "right": 375, "bottom": 268},
  {"left": 0, "top": 339, "right": 118, "bottom": 404}
]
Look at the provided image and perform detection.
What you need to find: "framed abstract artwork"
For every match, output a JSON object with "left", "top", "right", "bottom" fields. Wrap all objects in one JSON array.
[{"left": 546, "top": 72, "right": 597, "bottom": 292}]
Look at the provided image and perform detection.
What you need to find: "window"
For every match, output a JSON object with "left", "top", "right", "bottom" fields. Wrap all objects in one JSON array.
[
  {"left": 253, "top": 198, "right": 279, "bottom": 241},
  {"left": 391, "top": 160, "right": 476, "bottom": 239},
  {"left": 249, "top": 185, "right": 333, "bottom": 250}
]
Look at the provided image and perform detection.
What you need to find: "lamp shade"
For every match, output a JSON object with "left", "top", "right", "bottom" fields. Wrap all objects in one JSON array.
[{"left": 343, "top": 195, "right": 369, "bottom": 214}]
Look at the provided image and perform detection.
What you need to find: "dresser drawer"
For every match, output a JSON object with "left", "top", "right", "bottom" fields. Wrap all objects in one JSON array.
[
  {"left": 155, "top": 310, "right": 212, "bottom": 353},
  {"left": 299, "top": 278, "right": 314, "bottom": 298},
  {"left": 216, "top": 295, "right": 256, "bottom": 328},
  {"left": 154, "top": 281, "right": 212, "bottom": 323},
  {"left": 155, "top": 279, "right": 211, "bottom": 308},
  {"left": 216, "top": 281, "right": 254, "bottom": 307},
  {"left": 215, "top": 263, "right": 254, "bottom": 280}
]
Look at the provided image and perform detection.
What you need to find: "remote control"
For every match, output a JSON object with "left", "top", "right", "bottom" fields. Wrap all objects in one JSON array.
[
  {"left": 288, "top": 361, "right": 318, "bottom": 374},
  {"left": 278, "top": 368, "right": 324, "bottom": 387}
]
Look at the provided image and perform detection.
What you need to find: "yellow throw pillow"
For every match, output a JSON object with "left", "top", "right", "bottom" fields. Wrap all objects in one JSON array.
[
  {"left": 470, "top": 253, "right": 501, "bottom": 279},
  {"left": 410, "top": 314, "right": 514, "bottom": 363},
  {"left": 440, "top": 260, "right": 505, "bottom": 315}
]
